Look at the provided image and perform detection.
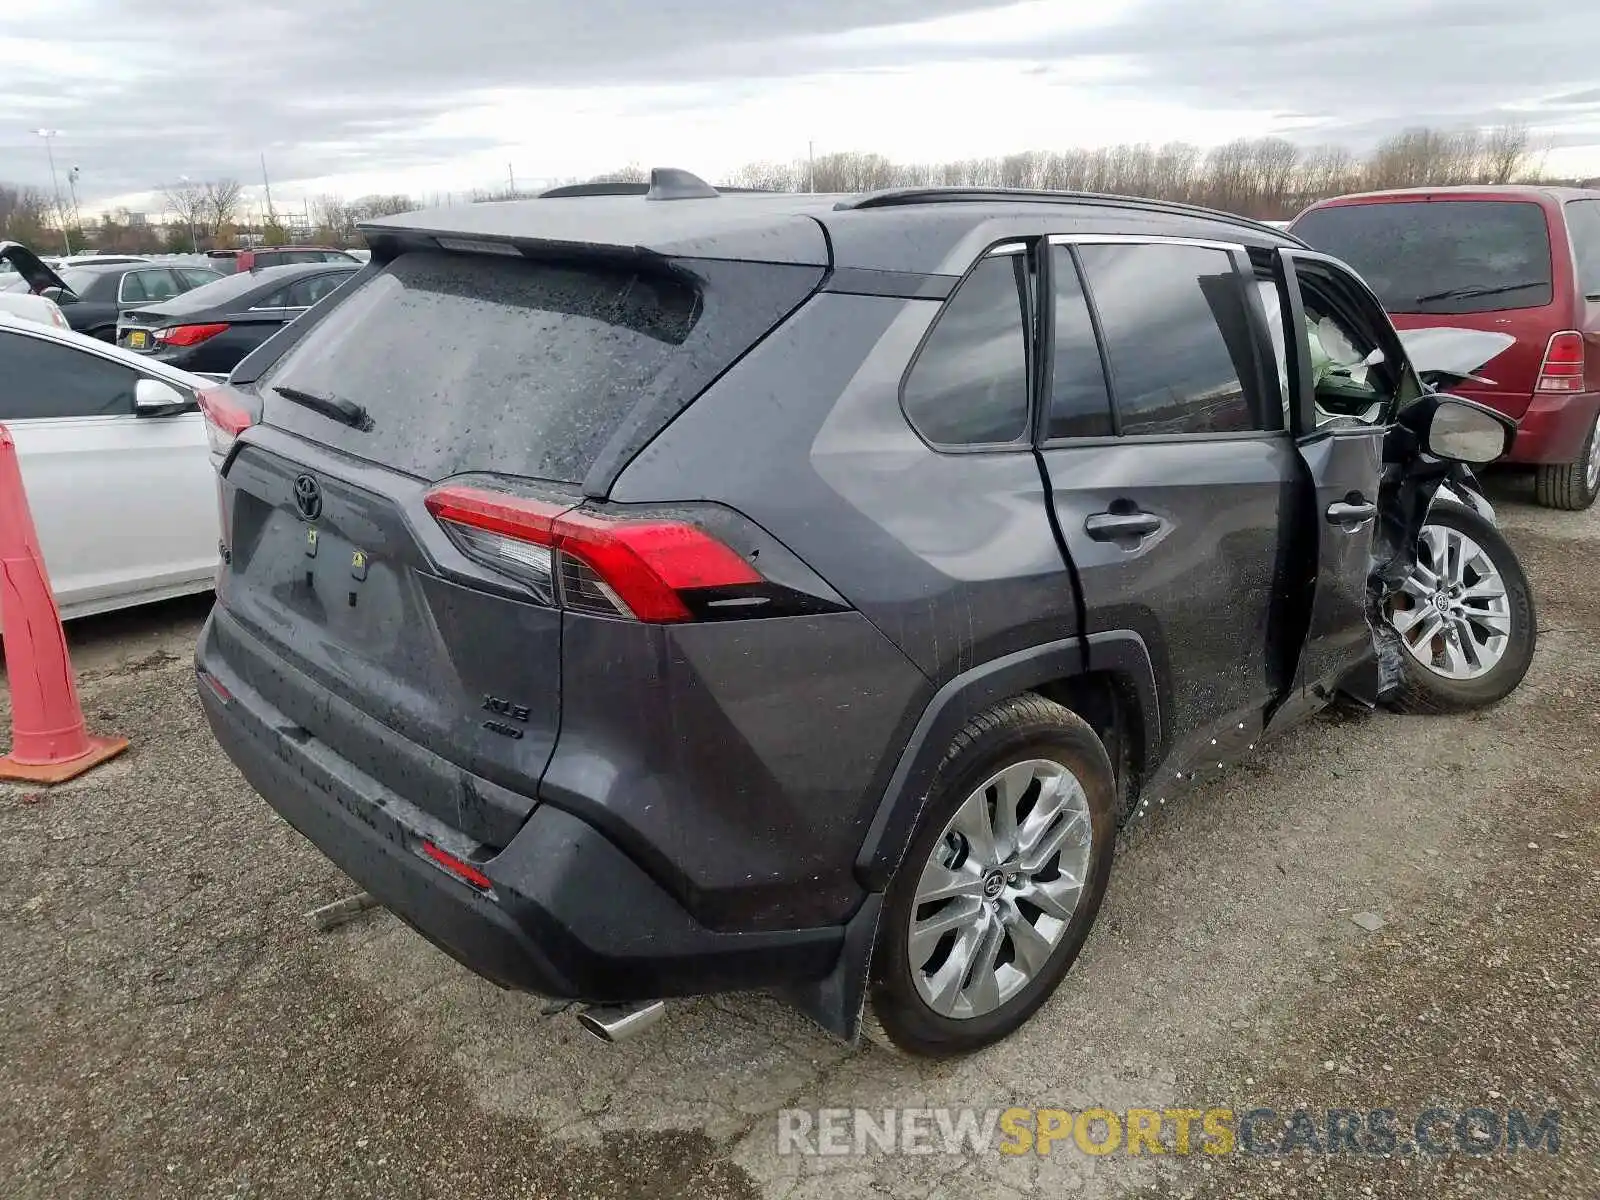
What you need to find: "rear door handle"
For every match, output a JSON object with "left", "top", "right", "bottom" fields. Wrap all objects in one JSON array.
[
  {"left": 1085, "top": 511, "right": 1164, "bottom": 541},
  {"left": 1325, "top": 499, "right": 1377, "bottom": 527}
]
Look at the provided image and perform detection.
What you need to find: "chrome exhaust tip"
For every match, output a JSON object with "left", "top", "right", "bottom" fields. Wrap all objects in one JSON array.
[{"left": 575, "top": 1000, "right": 666, "bottom": 1044}]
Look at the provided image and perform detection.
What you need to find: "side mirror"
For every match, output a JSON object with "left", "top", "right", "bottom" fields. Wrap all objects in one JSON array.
[
  {"left": 1425, "top": 396, "right": 1515, "bottom": 465},
  {"left": 135, "top": 377, "right": 191, "bottom": 417}
]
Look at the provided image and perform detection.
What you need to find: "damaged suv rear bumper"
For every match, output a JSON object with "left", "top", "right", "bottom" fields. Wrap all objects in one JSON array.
[{"left": 195, "top": 610, "right": 846, "bottom": 1004}]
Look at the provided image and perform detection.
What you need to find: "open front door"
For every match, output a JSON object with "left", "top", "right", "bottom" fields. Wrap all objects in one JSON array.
[{"left": 1271, "top": 248, "right": 1426, "bottom": 715}]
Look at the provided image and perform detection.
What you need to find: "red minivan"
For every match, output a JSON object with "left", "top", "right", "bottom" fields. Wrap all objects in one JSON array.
[{"left": 1292, "top": 186, "right": 1600, "bottom": 509}]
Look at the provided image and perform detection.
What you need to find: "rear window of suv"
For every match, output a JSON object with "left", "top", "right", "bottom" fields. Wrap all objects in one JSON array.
[
  {"left": 1292, "top": 200, "right": 1554, "bottom": 315},
  {"left": 255, "top": 249, "right": 820, "bottom": 484}
]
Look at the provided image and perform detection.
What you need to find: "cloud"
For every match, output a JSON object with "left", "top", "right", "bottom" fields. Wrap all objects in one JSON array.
[
  {"left": 0, "top": 0, "right": 1025, "bottom": 200},
  {"left": 0, "top": 0, "right": 1595, "bottom": 211}
]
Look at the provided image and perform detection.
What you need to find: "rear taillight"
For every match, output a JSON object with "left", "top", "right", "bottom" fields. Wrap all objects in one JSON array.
[
  {"left": 156, "top": 322, "right": 229, "bottom": 348},
  {"left": 423, "top": 485, "right": 763, "bottom": 623},
  {"left": 1535, "top": 331, "right": 1585, "bottom": 393},
  {"left": 197, "top": 386, "right": 254, "bottom": 459}
]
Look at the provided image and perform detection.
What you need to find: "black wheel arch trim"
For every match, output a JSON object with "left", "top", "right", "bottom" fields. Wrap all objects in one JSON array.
[{"left": 852, "top": 629, "right": 1160, "bottom": 892}]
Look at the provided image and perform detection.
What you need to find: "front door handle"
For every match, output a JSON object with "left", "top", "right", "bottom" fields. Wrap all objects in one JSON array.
[
  {"left": 1085, "top": 511, "right": 1164, "bottom": 542},
  {"left": 1326, "top": 499, "right": 1377, "bottom": 527}
]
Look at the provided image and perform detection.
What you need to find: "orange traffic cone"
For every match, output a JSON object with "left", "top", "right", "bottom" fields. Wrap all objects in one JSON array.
[{"left": 0, "top": 424, "right": 128, "bottom": 783}]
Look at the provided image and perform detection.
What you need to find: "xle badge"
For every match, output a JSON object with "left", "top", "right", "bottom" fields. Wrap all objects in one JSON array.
[{"left": 482, "top": 693, "right": 530, "bottom": 740}]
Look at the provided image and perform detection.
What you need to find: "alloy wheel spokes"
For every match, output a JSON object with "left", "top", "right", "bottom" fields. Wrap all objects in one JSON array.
[
  {"left": 1388, "top": 521, "right": 1512, "bottom": 682},
  {"left": 908, "top": 758, "right": 1094, "bottom": 1020}
]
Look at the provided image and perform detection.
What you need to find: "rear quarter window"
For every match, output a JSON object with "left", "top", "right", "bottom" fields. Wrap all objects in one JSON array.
[
  {"left": 254, "top": 250, "right": 822, "bottom": 485},
  {"left": 1565, "top": 199, "right": 1600, "bottom": 297},
  {"left": 1292, "top": 200, "right": 1554, "bottom": 315}
]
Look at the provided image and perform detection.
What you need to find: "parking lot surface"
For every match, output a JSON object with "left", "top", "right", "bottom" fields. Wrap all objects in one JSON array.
[{"left": 2, "top": 479, "right": 1595, "bottom": 1200}]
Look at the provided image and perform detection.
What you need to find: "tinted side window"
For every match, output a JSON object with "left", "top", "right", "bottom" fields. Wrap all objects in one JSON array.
[
  {"left": 121, "top": 270, "right": 180, "bottom": 303},
  {"left": 285, "top": 273, "right": 349, "bottom": 307},
  {"left": 178, "top": 268, "right": 220, "bottom": 289},
  {"left": 0, "top": 331, "right": 140, "bottom": 419},
  {"left": 1046, "top": 248, "right": 1113, "bottom": 439},
  {"left": 1077, "top": 243, "right": 1263, "bottom": 435},
  {"left": 1566, "top": 200, "right": 1600, "bottom": 297},
  {"left": 903, "top": 253, "right": 1031, "bottom": 446}
]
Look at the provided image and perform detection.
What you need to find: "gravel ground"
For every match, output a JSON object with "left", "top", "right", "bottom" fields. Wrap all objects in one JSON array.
[{"left": 1, "top": 478, "right": 1595, "bottom": 1200}]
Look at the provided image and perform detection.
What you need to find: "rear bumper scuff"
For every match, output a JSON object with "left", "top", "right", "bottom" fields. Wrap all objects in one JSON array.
[{"left": 196, "top": 609, "right": 846, "bottom": 1004}]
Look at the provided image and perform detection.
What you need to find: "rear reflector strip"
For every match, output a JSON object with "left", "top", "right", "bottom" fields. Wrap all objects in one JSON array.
[
  {"left": 421, "top": 840, "right": 494, "bottom": 891},
  {"left": 197, "top": 669, "right": 233, "bottom": 704}
]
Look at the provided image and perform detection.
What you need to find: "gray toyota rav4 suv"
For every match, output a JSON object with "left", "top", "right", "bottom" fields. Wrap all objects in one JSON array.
[{"left": 196, "top": 171, "right": 1534, "bottom": 1057}]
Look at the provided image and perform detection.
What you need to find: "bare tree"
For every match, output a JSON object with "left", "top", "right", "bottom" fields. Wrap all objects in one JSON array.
[
  {"left": 1484, "top": 121, "right": 1533, "bottom": 184},
  {"left": 202, "top": 178, "right": 245, "bottom": 239},
  {"left": 0, "top": 183, "right": 52, "bottom": 245},
  {"left": 292, "top": 121, "right": 1555, "bottom": 240},
  {"left": 349, "top": 194, "right": 416, "bottom": 220},
  {"left": 161, "top": 179, "right": 207, "bottom": 247},
  {"left": 725, "top": 161, "right": 801, "bottom": 191},
  {"left": 312, "top": 194, "right": 354, "bottom": 242}
]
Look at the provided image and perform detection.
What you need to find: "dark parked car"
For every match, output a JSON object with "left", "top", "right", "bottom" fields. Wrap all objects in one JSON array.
[
  {"left": 1292, "top": 185, "right": 1600, "bottom": 510},
  {"left": 194, "top": 172, "right": 1534, "bottom": 1057},
  {"left": 2, "top": 259, "right": 221, "bottom": 341},
  {"left": 205, "top": 246, "right": 359, "bottom": 275},
  {"left": 117, "top": 262, "right": 359, "bottom": 373}
]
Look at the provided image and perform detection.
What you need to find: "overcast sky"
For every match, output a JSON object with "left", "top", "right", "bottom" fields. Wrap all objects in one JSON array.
[{"left": 3, "top": 0, "right": 1598, "bottom": 218}]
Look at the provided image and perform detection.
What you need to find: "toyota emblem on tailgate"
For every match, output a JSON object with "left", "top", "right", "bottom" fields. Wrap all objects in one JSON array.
[{"left": 293, "top": 473, "right": 323, "bottom": 521}]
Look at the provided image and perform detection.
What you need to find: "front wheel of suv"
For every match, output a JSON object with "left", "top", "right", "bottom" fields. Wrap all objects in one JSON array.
[
  {"left": 1532, "top": 410, "right": 1600, "bottom": 510},
  {"left": 865, "top": 694, "right": 1116, "bottom": 1058},
  {"left": 1382, "top": 499, "right": 1536, "bottom": 714}
]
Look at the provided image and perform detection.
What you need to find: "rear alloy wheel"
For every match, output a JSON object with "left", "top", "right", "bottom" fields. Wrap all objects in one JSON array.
[
  {"left": 1533, "top": 410, "right": 1600, "bottom": 511},
  {"left": 1383, "top": 499, "right": 1536, "bottom": 713},
  {"left": 866, "top": 695, "right": 1115, "bottom": 1057}
]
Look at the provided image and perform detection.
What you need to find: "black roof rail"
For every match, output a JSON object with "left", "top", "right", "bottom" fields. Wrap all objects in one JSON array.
[
  {"left": 836, "top": 186, "right": 1305, "bottom": 242},
  {"left": 539, "top": 170, "right": 778, "bottom": 201},
  {"left": 540, "top": 181, "right": 649, "bottom": 198}
]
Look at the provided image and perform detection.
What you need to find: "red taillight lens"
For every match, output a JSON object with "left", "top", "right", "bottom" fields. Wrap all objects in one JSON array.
[
  {"left": 197, "top": 386, "right": 254, "bottom": 459},
  {"left": 421, "top": 840, "right": 493, "bottom": 891},
  {"left": 1535, "top": 331, "right": 1585, "bottom": 393},
  {"left": 424, "top": 485, "right": 762, "bottom": 623},
  {"left": 157, "top": 322, "right": 230, "bottom": 348}
]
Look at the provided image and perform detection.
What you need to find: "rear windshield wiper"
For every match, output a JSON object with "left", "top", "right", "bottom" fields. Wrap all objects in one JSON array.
[
  {"left": 272, "top": 385, "right": 370, "bottom": 430},
  {"left": 1414, "top": 280, "right": 1544, "bottom": 303}
]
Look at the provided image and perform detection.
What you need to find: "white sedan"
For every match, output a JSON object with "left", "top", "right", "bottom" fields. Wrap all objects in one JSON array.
[
  {"left": 0, "top": 290, "right": 71, "bottom": 331},
  {"left": 0, "top": 310, "right": 219, "bottom": 622}
]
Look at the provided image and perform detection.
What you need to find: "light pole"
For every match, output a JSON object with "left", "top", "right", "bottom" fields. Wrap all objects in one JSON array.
[
  {"left": 33, "top": 129, "right": 71, "bottom": 255},
  {"left": 66, "top": 166, "right": 82, "bottom": 232},
  {"left": 179, "top": 175, "right": 200, "bottom": 252}
]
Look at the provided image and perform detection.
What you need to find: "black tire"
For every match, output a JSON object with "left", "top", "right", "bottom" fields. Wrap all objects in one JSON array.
[
  {"left": 865, "top": 694, "right": 1116, "bottom": 1058},
  {"left": 1532, "top": 411, "right": 1600, "bottom": 510},
  {"left": 1383, "top": 500, "right": 1536, "bottom": 714}
]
